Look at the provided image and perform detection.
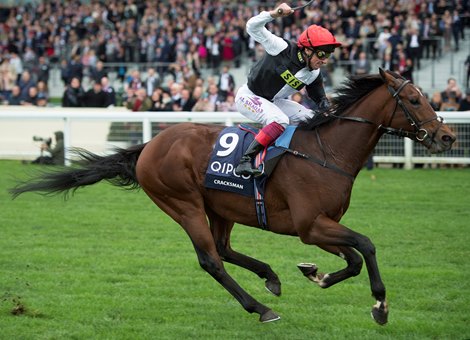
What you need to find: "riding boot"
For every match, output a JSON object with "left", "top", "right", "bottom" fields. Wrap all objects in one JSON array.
[{"left": 235, "top": 139, "right": 265, "bottom": 177}]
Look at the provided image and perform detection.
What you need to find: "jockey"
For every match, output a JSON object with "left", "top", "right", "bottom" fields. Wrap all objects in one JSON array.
[{"left": 235, "top": 3, "right": 342, "bottom": 176}]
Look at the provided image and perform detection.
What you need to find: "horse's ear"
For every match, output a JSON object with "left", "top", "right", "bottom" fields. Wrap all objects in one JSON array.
[{"left": 379, "top": 67, "right": 386, "bottom": 81}]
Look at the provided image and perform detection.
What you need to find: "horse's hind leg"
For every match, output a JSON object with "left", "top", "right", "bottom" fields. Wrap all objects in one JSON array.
[
  {"left": 299, "top": 245, "right": 363, "bottom": 288},
  {"left": 207, "top": 211, "right": 282, "bottom": 296}
]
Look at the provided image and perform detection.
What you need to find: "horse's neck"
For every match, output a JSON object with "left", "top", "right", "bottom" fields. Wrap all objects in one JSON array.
[{"left": 317, "top": 87, "right": 391, "bottom": 175}]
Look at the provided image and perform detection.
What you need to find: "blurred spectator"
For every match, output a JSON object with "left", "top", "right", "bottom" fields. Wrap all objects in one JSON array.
[
  {"left": 217, "top": 93, "right": 237, "bottom": 112},
  {"left": 22, "top": 47, "right": 37, "bottom": 73},
  {"left": 62, "top": 77, "right": 85, "bottom": 107},
  {"left": 82, "top": 82, "right": 108, "bottom": 108},
  {"left": 221, "top": 33, "right": 235, "bottom": 63},
  {"left": 143, "top": 67, "right": 161, "bottom": 96},
  {"left": 0, "top": 55, "right": 17, "bottom": 103},
  {"left": 421, "top": 16, "right": 440, "bottom": 60},
  {"left": 440, "top": 10, "right": 453, "bottom": 52},
  {"left": 217, "top": 65, "right": 235, "bottom": 101},
  {"left": 440, "top": 91, "right": 460, "bottom": 111},
  {"left": 21, "top": 86, "right": 39, "bottom": 106},
  {"left": 36, "top": 83, "right": 49, "bottom": 107},
  {"left": 17, "top": 70, "right": 36, "bottom": 102},
  {"left": 152, "top": 90, "right": 174, "bottom": 112},
  {"left": 192, "top": 91, "right": 215, "bottom": 112},
  {"left": 169, "top": 83, "right": 182, "bottom": 108},
  {"left": 451, "top": 9, "right": 462, "bottom": 52},
  {"left": 101, "top": 77, "right": 116, "bottom": 107},
  {"left": 9, "top": 52, "right": 23, "bottom": 82},
  {"left": 375, "top": 27, "right": 391, "bottom": 60},
  {"left": 8, "top": 86, "right": 22, "bottom": 105},
  {"left": 150, "top": 88, "right": 164, "bottom": 111},
  {"left": 231, "top": 29, "right": 243, "bottom": 68},
  {"left": 126, "top": 88, "right": 153, "bottom": 112},
  {"left": 354, "top": 52, "right": 371, "bottom": 75},
  {"left": 125, "top": 69, "right": 143, "bottom": 93},
  {"left": 429, "top": 91, "right": 442, "bottom": 111},
  {"left": 90, "top": 61, "right": 107, "bottom": 84},
  {"left": 458, "top": 89, "right": 470, "bottom": 111},
  {"left": 60, "top": 59, "right": 70, "bottom": 86},
  {"left": 396, "top": 51, "right": 413, "bottom": 82},
  {"left": 67, "top": 55, "right": 84, "bottom": 82},
  {"left": 405, "top": 28, "right": 422, "bottom": 70},
  {"left": 208, "top": 34, "right": 222, "bottom": 72},
  {"left": 381, "top": 53, "right": 395, "bottom": 71},
  {"left": 176, "top": 88, "right": 196, "bottom": 112},
  {"left": 34, "top": 56, "right": 50, "bottom": 84},
  {"left": 440, "top": 77, "right": 463, "bottom": 105},
  {"left": 206, "top": 83, "right": 223, "bottom": 111}
]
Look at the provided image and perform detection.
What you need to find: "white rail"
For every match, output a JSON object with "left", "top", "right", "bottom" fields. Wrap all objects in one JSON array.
[{"left": 0, "top": 106, "right": 469, "bottom": 168}]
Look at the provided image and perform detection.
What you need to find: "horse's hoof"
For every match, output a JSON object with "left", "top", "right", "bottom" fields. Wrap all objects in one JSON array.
[
  {"left": 265, "top": 280, "right": 281, "bottom": 296},
  {"left": 297, "top": 263, "right": 318, "bottom": 277},
  {"left": 259, "top": 310, "right": 281, "bottom": 323},
  {"left": 371, "top": 300, "right": 388, "bottom": 325}
]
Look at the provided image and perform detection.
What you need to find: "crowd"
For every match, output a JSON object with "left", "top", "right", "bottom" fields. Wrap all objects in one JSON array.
[{"left": 0, "top": 0, "right": 469, "bottom": 112}]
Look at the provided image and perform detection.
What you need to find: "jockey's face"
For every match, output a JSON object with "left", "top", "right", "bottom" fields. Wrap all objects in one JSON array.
[{"left": 304, "top": 48, "right": 330, "bottom": 70}]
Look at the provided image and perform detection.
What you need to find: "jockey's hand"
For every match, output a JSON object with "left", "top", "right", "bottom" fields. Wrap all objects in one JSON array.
[
  {"left": 271, "top": 3, "right": 293, "bottom": 18},
  {"left": 317, "top": 97, "right": 330, "bottom": 112}
]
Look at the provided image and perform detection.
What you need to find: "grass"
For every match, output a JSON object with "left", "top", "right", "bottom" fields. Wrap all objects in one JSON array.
[{"left": 1, "top": 160, "right": 469, "bottom": 339}]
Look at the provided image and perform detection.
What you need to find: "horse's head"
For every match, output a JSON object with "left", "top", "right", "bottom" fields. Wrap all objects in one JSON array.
[{"left": 379, "top": 68, "right": 456, "bottom": 153}]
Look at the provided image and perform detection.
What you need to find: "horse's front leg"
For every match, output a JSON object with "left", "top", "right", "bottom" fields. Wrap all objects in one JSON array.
[
  {"left": 183, "top": 213, "right": 280, "bottom": 323},
  {"left": 300, "top": 214, "right": 388, "bottom": 325}
]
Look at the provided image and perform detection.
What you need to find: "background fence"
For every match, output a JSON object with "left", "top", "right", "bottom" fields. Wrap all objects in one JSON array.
[{"left": 0, "top": 106, "right": 469, "bottom": 169}]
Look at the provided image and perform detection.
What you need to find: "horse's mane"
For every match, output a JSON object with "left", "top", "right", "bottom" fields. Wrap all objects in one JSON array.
[{"left": 299, "top": 73, "right": 386, "bottom": 130}]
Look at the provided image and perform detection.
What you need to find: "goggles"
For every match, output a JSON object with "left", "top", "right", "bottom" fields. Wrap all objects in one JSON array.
[
  {"left": 305, "top": 48, "right": 331, "bottom": 60},
  {"left": 314, "top": 50, "right": 331, "bottom": 60}
]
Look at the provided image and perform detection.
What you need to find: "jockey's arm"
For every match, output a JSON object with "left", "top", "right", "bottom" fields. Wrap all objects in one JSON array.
[
  {"left": 306, "top": 74, "right": 330, "bottom": 111},
  {"left": 246, "top": 11, "right": 288, "bottom": 56}
]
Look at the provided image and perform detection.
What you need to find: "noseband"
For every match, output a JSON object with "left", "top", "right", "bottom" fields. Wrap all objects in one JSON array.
[{"left": 382, "top": 80, "right": 443, "bottom": 147}]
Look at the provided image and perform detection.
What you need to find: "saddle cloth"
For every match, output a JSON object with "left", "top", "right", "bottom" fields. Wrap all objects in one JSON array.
[{"left": 204, "top": 124, "right": 296, "bottom": 196}]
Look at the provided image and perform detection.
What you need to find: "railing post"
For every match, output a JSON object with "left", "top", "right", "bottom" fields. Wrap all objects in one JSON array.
[
  {"left": 142, "top": 117, "right": 152, "bottom": 142},
  {"left": 64, "top": 117, "right": 72, "bottom": 166},
  {"left": 404, "top": 138, "right": 413, "bottom": 170},
  {"left": 431, "top": 58, "right": 435, "bottom": 88}
]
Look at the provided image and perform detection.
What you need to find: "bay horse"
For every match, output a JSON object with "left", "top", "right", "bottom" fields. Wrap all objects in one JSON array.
[{"left": 10, "top": 69, "right": 455, "bottom": 325}]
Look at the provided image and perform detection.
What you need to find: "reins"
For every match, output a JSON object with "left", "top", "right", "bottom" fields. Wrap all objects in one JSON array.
[
  {"left": 277, "top": 145, "right": 355, "bottom": 180},
  {"left": 284, "top": 76, "right": 443, "bottom": 179}
]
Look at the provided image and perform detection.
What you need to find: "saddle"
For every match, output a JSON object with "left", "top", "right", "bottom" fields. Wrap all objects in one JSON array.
[{"left": 204, "top": 124, "right": 297, "bottom": 229}]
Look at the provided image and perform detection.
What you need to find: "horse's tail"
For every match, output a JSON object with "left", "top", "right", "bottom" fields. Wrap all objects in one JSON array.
[{"left": 10, "top": 143, "right": 147, "bottom": 199}]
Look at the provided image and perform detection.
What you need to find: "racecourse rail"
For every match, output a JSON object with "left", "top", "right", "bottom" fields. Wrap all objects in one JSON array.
[{"left": 0, "top": 106, "right": 469, "bottom": 169}]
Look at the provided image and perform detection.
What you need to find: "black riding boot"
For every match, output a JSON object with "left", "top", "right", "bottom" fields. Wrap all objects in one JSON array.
[{"left": 235, "top": 139, "right": 265, "bottom": 177}]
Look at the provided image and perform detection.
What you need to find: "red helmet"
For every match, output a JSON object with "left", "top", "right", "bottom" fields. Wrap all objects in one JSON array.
[{"left": 297, "top": 25, "right": 342, "bottom": 51}]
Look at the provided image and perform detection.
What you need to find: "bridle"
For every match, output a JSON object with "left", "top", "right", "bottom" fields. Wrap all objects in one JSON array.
[
  {"left": 383, "top": 80, "right": 444, "bottom": 147},
  {"left": 326, "top": 78, "right": 444, "bottom": 148}
]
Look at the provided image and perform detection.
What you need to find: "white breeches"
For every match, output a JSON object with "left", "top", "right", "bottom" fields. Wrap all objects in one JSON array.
[{"left": 235, "top": 84, "right": 314, "bottom": 127}]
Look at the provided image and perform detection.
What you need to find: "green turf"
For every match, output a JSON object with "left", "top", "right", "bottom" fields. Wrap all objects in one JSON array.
[{"left": 1, "top": 160, "right": 469, "bottom": 339}]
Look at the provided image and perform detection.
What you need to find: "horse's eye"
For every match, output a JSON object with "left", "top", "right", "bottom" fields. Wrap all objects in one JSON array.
[{"left": 409, "top": 98, "right": 420, "bottom": 106}]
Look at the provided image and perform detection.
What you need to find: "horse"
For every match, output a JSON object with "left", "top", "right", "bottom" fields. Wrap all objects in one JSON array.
[{"left": 10, "top": 69, "right": 455, "bottom": 325}]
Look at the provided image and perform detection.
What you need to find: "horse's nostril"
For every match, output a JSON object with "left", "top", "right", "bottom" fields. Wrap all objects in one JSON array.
[{"left": 442, "top": 134, "right": 455, "bottom": 143}]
